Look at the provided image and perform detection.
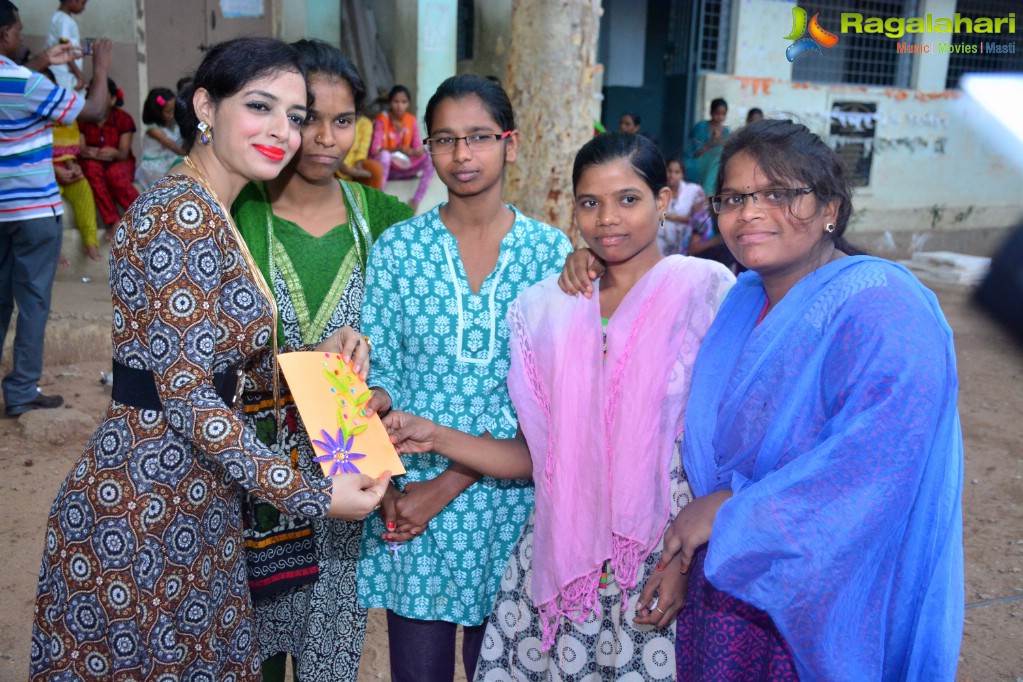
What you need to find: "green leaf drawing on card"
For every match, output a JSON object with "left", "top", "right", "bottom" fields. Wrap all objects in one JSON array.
[
  {"left": 351, "top": 423, "right": 368, "bottom": 436},
  {"left": 324, "top": 370, "right": 348, "bottom": 393},
  {"left": 355, "top": 390, "right": 372, "bottom": 406}
]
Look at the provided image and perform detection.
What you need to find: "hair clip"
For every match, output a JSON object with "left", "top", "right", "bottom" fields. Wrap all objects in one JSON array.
[{"left": 156, "top": 95, "right": 166, "bottom": 106}]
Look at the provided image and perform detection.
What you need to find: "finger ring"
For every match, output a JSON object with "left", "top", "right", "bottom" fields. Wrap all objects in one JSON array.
[
  {"left": 362, "top": 335, "right": 372, "bottom": 352},
  {"left": 654, "top": 607, "right": 666, "bottom": 614},
  {"left": 372, "top": 503, "right": 381, "bottom": 511},
  {"left": 374, "top": 489, "right": 383, "bottom": 499}
]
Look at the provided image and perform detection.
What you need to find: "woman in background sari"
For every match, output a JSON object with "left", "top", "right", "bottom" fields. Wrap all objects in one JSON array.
[{"left": 684, "top": 97, "right": 729, "bottom": 196}]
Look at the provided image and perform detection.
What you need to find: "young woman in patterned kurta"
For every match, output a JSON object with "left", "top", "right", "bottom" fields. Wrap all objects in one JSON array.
[
  {"left": 357, "top": 75, "right": 572, "bottom": 682},
  {"left": 30, "top": 38, "right": 388, "bottom": 681},
  {"left": 232, "top": 40, "right": 413, "bottom": 682}
]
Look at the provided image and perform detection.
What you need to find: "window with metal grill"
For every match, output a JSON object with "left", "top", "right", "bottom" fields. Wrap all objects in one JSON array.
[
  {"left": 665, "top": 0, "right": 731, "bottom": 76},
  {"left": 791, "top": 0, "right": 918, "bottom": 87},
  {"left": 944, "top": 0, "right": 1022, "bottom": 89},
  {"left": 699, "top": 0, "right": 731, "bottom": 72}
]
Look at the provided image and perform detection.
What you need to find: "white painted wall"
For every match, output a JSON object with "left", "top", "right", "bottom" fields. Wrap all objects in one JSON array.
[
  {"left": 19, "top": 1, "right": 137, "bottom": 44},
  {"left": 729, "top": 0, "right": 792, "bottom": 80}
]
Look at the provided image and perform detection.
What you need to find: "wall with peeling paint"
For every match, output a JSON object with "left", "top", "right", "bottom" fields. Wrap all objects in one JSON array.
[{"left": 700, "top": 0, "right": 1023, "bottom": 255}]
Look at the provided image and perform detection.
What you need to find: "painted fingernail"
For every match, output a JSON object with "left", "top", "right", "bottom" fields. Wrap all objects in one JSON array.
[
  {"left": 655, "top": 563, "right": 665, "bottom": 572},
  {"left": 386, "top": 522, "right": 396, "bottom": 531}
]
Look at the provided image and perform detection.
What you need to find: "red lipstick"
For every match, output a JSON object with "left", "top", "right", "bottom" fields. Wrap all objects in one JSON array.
[{"left": 254, "top": 145, "right": 286, "bottom": 161}]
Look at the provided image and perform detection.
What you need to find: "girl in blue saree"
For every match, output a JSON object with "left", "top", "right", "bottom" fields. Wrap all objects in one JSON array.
[{"left": 662, "top": 119, "right": 964, "bottom": 681}]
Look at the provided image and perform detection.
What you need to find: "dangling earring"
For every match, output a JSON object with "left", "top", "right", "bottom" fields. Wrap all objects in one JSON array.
[
  {"left": 824, "top": 222, "right": 836, "bottom": 233},
  {"left": 660, "top": 213, "right": 666, "bottom": 232},
  {"left": 198, "top": 121, "right": 213, "bottom": 146}
]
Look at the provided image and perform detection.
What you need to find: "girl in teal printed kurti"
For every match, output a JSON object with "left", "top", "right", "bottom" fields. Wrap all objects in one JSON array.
[{"left": 357, "top": 75, "right": 572, "bottom": 682}]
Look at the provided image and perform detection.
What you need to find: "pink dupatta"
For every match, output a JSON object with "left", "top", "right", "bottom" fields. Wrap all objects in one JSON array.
[{"left": 506, "top": 255, "right": 734, "bottom": 649}]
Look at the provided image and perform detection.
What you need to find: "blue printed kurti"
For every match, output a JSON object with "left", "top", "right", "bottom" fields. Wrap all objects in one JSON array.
[{"left": 357, "top": 204, "right": 572, "bottom": 625}]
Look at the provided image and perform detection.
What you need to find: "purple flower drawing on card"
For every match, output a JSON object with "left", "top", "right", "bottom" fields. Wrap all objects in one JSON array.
[{"left": 312, "top": 428, "right": 367, "bottom": 475}]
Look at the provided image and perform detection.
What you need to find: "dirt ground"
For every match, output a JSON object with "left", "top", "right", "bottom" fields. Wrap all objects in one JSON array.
[{"left": 0, "top": 274, "right": 1019, "bottom": 681}]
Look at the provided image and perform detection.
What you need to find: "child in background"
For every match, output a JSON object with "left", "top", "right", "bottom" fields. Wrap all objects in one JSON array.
[
  {"left": 135, "top": 87, "right": 185, "bottom": 189},
  {"left": 45, "top": 0, "right": 87, "bottom": 91},
  {"left": 78, "top": 77, "right": 139, "bottom": 239},
  {"left": 661, "top": 158, "right": 707, "bottom": 255},
  {"left": 52, "top": 118, "right": 100, "bottom": 263},
  {"left": 337, "top": 113, "right": 384, "bottom": 190},
  {"left": 369, "top": 85, "right": 434, "bottom": 211},
  {"left": 40, "top": 68, "right": 100, "bottom": 263}
]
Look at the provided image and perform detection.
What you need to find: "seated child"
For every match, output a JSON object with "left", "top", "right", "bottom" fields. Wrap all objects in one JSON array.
[
  {"left": 78, "top": 77, "right": 139, "bottom": 239},
  {"left": 135, "top": 87, "right": 185, "bottom": 189}
]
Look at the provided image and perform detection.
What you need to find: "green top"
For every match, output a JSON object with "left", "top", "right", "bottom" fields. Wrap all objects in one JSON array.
[{"left": 233, "top": 179, "right": 413, "bottom": 347}]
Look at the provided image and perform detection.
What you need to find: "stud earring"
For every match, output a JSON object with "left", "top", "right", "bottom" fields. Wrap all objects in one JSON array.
[
  {"left": 659, "top": 213, "right": 666, "bottom": 232},
  {"left": 198, "top": 121, "right": 213, "bottom": 146},
  {"left": 824, "top": 222, "right": 836, "bottom": 233}
]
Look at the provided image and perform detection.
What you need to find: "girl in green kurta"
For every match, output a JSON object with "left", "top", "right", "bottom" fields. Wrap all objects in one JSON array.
[{"left": 232, "top": 40, "right": 412, "bottom": 682}]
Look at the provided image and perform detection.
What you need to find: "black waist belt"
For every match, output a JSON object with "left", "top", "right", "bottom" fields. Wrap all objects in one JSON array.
[{"left": 111, "top": 359, "right": 243, "bottom": 411}]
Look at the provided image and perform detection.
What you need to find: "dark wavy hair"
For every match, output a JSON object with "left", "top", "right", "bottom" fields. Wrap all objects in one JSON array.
[
  {"left": 292, "top": 39, "right": 366, "bottom": 113},
  {"left": 715, "top": 118, "right": 858, "bottom": 253},
  {"left": 572, "top": 132, "right": 667, "bottom": 197},
  {"left": 175, "top": 37, "right": 306, "bottom": 153},
  {"left": 423, "top": 74, "right": 515, "bottom": 136},
  {"left": 104, "top": 78, "right": 123, "bottom": 108},
  {"left": 142, "top": 87, "right": 175, "bottom": 125}
]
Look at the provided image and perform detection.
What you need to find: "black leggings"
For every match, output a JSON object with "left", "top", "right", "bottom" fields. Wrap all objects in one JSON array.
[{"left": 386, "top": 610, "right": 487, "bottom": 682}]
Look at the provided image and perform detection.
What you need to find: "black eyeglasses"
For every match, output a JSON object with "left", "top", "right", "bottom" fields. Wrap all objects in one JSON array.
[
  {"left": 710, "top": 187, "right": 813, "bottom": 214},
  {"left": 422, "top": 130, "right": 514, "bottom": 155}
]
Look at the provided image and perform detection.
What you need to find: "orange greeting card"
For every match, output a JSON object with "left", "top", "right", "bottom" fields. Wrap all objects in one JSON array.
[{"left": 277, "top": 351, "right": 405, "bottom": 479}]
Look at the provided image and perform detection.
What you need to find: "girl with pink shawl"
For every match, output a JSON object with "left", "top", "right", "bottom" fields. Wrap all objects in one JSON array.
[{"left": 384, "top": 133, "right": 733, "bottom": 679}]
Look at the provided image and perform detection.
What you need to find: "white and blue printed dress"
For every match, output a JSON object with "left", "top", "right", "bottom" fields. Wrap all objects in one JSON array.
[{"left": 357, "top": 204, "right": 572, "bottom": 626}]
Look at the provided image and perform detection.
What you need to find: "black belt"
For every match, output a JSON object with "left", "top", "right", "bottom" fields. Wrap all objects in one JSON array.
[{"left": 111, "top": 359, "right": 244, "bottom": 411}]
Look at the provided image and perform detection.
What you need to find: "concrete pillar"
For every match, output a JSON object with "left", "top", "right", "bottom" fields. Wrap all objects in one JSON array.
[
  {"left": 914, "top": 0, "right": 956, "bottom": 91},
  {"left": 416, "top": 0, "right": 458, "bottom": 120}
]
